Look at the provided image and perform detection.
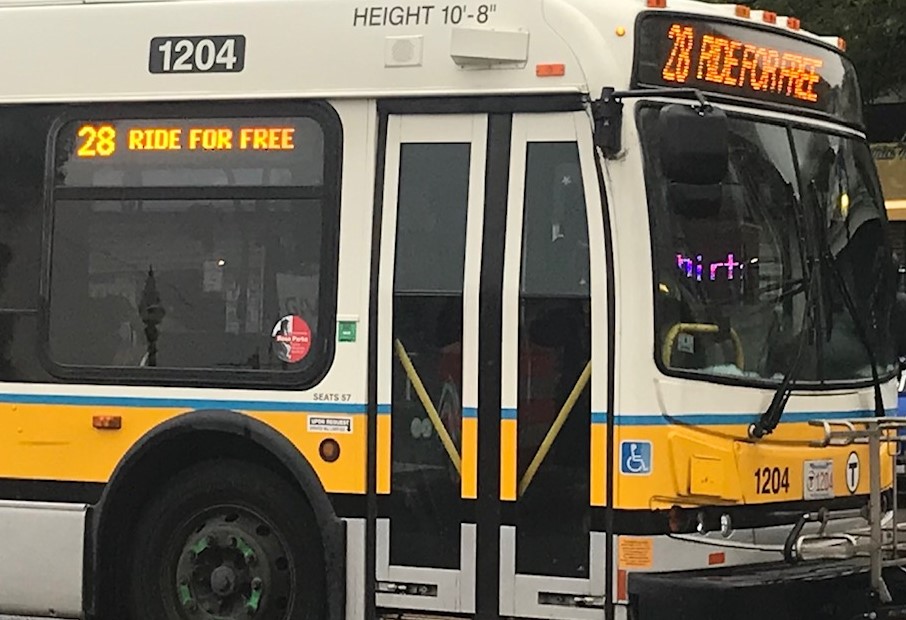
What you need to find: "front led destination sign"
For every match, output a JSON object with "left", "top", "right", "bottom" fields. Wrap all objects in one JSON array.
[
  {"left": 635, "top": 15, "right": 863, "bottom": 123},
  {"left": 661, "top": 23, "right": 822, "bottom": 102}
]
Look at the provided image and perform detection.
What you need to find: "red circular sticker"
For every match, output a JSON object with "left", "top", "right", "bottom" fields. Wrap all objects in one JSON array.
[{"left": 272, "top": 315, "right": 312, "bottom": 364}]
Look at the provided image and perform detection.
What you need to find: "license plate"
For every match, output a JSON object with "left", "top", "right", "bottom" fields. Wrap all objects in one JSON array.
[{"left": 804, "top": 459, "right": 834, "bottom": 500}]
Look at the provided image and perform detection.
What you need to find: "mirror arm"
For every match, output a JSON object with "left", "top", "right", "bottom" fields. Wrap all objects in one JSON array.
[{"left": 592, "top": 86, "right": 713, "bottom": 159}]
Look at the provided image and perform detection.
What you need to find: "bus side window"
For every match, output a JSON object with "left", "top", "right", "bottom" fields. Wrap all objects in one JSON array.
[
  {"left": 0, "top": 108, "right": 54, "bottom": 382},
  {"left": 44, "top": 108, "right": 339, "bottom": 385}
]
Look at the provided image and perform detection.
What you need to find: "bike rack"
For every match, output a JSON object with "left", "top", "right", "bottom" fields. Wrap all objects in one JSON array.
[{"left": 795, "top": 417, "right": 906, "bottom": 605}]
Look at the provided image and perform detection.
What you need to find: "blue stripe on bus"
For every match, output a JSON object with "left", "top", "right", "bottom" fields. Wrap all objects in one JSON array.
[
  {"left": 615, "top": 408, "right": 895, "bottom": 426},
  {"left": 0, "top": 394, "right": 892, "bottom": 425}
]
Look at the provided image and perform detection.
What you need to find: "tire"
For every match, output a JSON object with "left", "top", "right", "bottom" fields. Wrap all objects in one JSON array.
[{"left": 127, "top": 459, "right": 326, "bottom": 620}]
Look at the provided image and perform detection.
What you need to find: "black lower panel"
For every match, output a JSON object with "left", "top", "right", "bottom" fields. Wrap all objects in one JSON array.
[
  {"left": 0, "top": 477, "right": 105, "bottom": 504},
  {"left": 629, "top": 559, "right": 906, "bottom": 620}
]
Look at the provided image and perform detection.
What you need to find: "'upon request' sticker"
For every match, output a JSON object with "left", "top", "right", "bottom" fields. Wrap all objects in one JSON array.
[
  {"left": 272, "top": 315, "right": 312, "bottom": 363},
  {"left": 308, "top": 416, "right": 353, "bottom": 434}
]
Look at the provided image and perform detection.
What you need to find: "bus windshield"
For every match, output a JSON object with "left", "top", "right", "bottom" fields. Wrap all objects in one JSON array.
[{"left": 640, "top": 106, "right": 897, "bottom": 386}]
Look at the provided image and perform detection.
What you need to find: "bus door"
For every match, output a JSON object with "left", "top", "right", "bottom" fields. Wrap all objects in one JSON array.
[
  {"left": 374, "top": 113, "right": 487, "bottom": 614},
  {"left": 498, "top": 111, "right": 608, "bottom": 619},
  {"left": 373, "top": 109, "right": 607, "bottom": 617}
]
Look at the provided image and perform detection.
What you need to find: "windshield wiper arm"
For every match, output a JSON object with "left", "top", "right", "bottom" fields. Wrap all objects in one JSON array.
[
  {"left": 808, "top": 177, "right": 886, "bottom": 418},
  {"left": 820, "top": 244, "right": 886, "bottom": 418},
  {"left": 749, "top": 262, "right": 819, "bottom": 439},
  {"left": 749, "top": 179, "right": 826, "bottom": 440}
]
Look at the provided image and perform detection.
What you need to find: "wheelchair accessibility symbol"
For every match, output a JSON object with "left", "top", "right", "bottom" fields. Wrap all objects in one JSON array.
[{"left": 620, "top": 441, "right": 652, "bottom": 475}]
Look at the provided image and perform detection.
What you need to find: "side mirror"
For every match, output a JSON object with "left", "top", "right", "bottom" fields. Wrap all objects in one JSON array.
[{"left": 659, "top": 103, "right": 729, "bottom": 186}]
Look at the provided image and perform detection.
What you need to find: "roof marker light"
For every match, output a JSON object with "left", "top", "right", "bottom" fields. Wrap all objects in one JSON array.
[
  {"left": 838, "top": 37, "right": 847, "bottom": 51},
  {"left": 536, "top": 63, "right": 565, "bottom": 77},
  {"left": 735, "top": 5, "right": 750, "bottom": 18},
  {"left": 646, "top": 0, "right": 667, "bottom": 8},
  {"left": 786, "top": 16, "right": 801, "bottom": 30},
  {"left": 616, "top": 26, "right": 627, "bottom": 37},
  {"left": 762, "top": 10, "right": 777, "bottom": 24}
]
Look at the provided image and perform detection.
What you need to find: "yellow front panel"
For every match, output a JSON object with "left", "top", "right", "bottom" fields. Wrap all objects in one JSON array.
[{"left": 615, "top": 421, "right": 892, "bottom": 510}]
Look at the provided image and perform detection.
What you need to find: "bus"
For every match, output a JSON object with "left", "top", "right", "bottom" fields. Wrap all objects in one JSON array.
[{"left": 0, "top": 0, "right": 903, "bottom": 619}]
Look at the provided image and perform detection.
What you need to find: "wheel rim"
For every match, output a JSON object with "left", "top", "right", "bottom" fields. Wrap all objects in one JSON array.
[{"left": 170, "top": 505, "right": 294, "bottom": 619}]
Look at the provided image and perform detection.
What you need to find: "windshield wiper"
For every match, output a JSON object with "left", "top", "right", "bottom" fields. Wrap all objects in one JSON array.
[
  {"left": 749, "top": 178, "right": 826, "bottom": 440},
  {"left": 809, "top": 176, "right": 886, "bottom": 419},
  {"left": 748, "top": 258, "right": 820, "bottom": 439},
  {"left": 817, "top": 239, "right": 887, "bottom": 419},
  {"left": 749, "top": 183, "right": 887, "bottom": 440}
]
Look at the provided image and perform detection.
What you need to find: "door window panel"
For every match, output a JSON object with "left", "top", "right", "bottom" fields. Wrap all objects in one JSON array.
[
  {"left": 516, "top": 142, "right": 591, "bottom": 578},
  {"left": 390, "top": 142, "right": 469, "bottom": 569}
]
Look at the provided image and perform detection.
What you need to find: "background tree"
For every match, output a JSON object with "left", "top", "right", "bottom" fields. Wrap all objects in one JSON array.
[{"left": 707, "top": 0, "right": 906, "bottom": 103}]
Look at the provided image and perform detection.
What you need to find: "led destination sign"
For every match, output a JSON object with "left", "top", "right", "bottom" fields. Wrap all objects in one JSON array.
[
  {"left": 55, "top": 116, "right": 325, "bottom": 188},
  {"left": 635, "top": 15, "right": 863, "bottom": 123},
  {"left": 76, "top": 124, "right": 296, "bottom": 158},
  {"left": 660, "top": 24, "right": 823, "bottom": 102}
]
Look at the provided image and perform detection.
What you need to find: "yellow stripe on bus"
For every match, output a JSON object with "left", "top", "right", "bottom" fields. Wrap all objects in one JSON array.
[
  {"left": 462, "top": 416, "right": 478, "bottom": 499},
  {"left": 590, "top": 422, "right": 608, "bottom": 506},
  {"left": 377, "top": 413, "right": 391, "bottom": 494},
  {"left": 500, "top": 417, "right": 517, "bottom": 501},
  {"left": 0, "top": 403, "right": 368, "bottom": 494}
]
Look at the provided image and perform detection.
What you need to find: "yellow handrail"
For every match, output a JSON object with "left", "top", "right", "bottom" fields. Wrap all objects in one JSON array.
[
  {"left": 394, "top": 339, "right": 462, "bottom": 475},
  {"left": 662, "top": 322, "right": 744, "bottom": 370},
  {"left": 518, "top": 360, "right": 591, "bottom": 497}
]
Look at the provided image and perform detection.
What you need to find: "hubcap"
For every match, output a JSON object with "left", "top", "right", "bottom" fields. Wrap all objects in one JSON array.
[
  {"left": 172, "top": 507, "right": 293, "bottom": 619},
  {"left": 210, "top": 565, "right": 237, "bottom": 597}
]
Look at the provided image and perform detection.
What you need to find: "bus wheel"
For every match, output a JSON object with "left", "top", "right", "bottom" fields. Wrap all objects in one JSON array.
[{"left": 127, "top": 459, "right": 325, "bottom": 620}]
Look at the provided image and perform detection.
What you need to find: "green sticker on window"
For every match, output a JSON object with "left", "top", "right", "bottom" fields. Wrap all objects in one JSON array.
[{"left": 338, "top": 320, "right": 357, "bottom": 343}]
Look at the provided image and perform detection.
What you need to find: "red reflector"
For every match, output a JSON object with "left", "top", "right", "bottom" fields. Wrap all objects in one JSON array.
[
  {"left": 536, "top": 63, "right": 565, "bottom": 77},
  {"left": 92, "top": 415, "right": 122, "bottom": 430},
  {"left": 708, "top": 552, "right": 726, "bottom": 565},
  {"left": 617, "top": 569, "right": 628, "bottom": 600}
]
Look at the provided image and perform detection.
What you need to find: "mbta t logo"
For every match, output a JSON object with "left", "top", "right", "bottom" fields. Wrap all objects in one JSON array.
[{"left": 846, "top": 451, "right": 860, "bottom": 495}]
